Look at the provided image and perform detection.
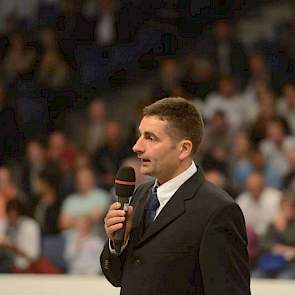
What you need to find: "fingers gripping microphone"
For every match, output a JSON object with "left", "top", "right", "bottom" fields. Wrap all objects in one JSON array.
[{"left": 114, "top": 166, "right": 136, "bottom": 254}]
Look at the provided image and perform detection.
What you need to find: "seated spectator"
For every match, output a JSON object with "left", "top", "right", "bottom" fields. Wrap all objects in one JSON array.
[
  {"left": 46, "top": 131, "right": 78, "bottom": 196},
  {"left": 34, "top": 170, "right": 61, "bottom": 236},
  {"left": 232, "top": 148, "right": 282, "bottom": 192},
  {"left": 2, "top": 31, "right": 36, "bottom": 81},
  {"left": 59, "top": 166, "right": 110, "bottom": 234},
  {"left": 64, "top": 215, "right": 104, "bottom": 274},
  {"left": 253, "top": 193, "right": 295, "bottom": 279},
  {"left": 93, "top": 120, "right": 131, "bottom": 189},
  {"left": 0, "top": 199, "right": 40, "bottom": 273},
  {"left": 151, "top": 57, "right": 182, "bottom": 101},
  {"left": 37, "top": 28, "right": 71, "bottom": 91},
  {"left": 283, "top": 147, "right": 295, "bottom": 193},
  {"left": 236, "top": 172, "right": 282, "bottom": 237},
  {"left": 0, "top": 80, "right": 22, "bottom": 163},
  {"left": 56, "top": 0, "right": 94, "bottom": 66},
  {"left": 79, "top": 98, "right": 108, "bottom": 155},
  {"left": 200, "top": 110, "right": 234, "bottom": 159},
  {"left": 20, "top": 138, "right": 48, "bottom": 205},
  {"left": 244, "top": 54, "right": 271, "bottom": 103},
  {"left": 204, "top": 76, "right": 246, "bottom": 130},
  {"left": 181, "top": 55, "right": 216, "bottom": 100},
  {"left": 197, "top": 19, "right": 248, "bottom": 89},
  {"left": 260, "top": 118, "right": 295, "bottom": 178},
  {"left": 277, "top": 81, "right": 295, "bottom": 135},
  {"left": 0, "top": 166, "right": 27, "bottom": 220},
  {"left": 200, "top": 110, "right": 235, "bottom": 176},
  {"left": 249, "top": 87, "right": 282, "bottom": 144},
  {"left": 230, "top": 131, "right": 253, "bottom": 192}
]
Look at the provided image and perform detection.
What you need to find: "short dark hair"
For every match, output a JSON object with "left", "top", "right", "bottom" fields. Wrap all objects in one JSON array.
[{"left": 143, "top": 97, "right": 204, "bottom": 154}]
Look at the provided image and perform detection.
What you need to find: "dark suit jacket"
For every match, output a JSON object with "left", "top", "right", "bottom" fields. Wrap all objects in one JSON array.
[{"left": 100, "top": 169, "right": 251, "bottom": 295}]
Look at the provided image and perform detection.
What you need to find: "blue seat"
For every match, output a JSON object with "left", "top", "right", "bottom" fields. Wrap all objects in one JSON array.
[{"left": 41, "top": 234, "right": 66, "bottom": 271}]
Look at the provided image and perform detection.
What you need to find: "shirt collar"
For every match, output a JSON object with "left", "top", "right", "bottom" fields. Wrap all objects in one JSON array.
[{"left": 153, "top": 161, "right": 197, "bottom": 207}]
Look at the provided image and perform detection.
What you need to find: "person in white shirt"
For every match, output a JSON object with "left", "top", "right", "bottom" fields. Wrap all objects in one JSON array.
[
  {"left": 0, "top": 199, "right": 40, "bottom": 272},
  {"left": 64, "top": 215, "right": 104, "bottom": 274},
  {"left": 237, "top": 172, "right": 282, "bottom": 237},
  {"left": 204, "top": 77, "right": 246, "bottom": 130}
]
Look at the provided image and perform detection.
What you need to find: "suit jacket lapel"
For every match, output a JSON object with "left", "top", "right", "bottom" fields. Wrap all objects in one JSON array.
[{"left": 135, "top": 169, "right": 205, "bottom": 248}]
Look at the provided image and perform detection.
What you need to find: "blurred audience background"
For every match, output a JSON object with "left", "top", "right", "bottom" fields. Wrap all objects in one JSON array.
[{"left": 0, "top": 0, "right": 295, "bottom": 278}]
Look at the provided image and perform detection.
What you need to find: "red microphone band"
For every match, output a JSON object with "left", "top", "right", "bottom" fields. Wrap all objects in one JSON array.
[{"left": 115, "top": 179, "right": 136, "bottom": 185}]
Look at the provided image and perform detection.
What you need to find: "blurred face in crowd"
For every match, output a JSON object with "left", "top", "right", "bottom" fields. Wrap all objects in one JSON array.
[
  {"left": 10, "top": 32, "right": 24, "bottom": 51},
  {"left": 74, "top": 152, "right": 92, "bottom": 172},
  {"left": 205, "top": 170, "right": 225, "bottom": 189},
  {"left": 282, "top": 83, "right": 295, "bottom": 107},
  {"left": 250, "top": 150, "right": 265, "bottom": 170},
  {"left": 160, "top": 59, "right": 180, "bottom": 83},
  {"left": 63, "top": 0, "right": 78, "bottom": 15},
  {"left": 76, "top": 168, "right": 95, "bottom": 194},
  {"left": 88, "top": 99, "right": 107, "bottom": 123},
  {"left": 27, "top": 141, "right": 46, "bottom": 166},
  {"left": 106, "top": 121, "right": 122, "bottom": 144},
  {"left": 287, "top": 148, "right": 295, "bottom": 170},
  {"left": 258, "top": 88, "right": 276, "bottom": 118},
  {"left": 210, "top": 111, "right": 227, "bottom": 131},
  {"left": 0, "top": 82, "right": 6, "bottom": 105},
  {"left": 133, "top": 116, "right": 189, "bottom": 184},
  {"left": 97, "top": 0, "right": 114, "bottom": 11},
  {"left": 0, "top": 167, "right": 13, "bottom": 189},
  {"left": 42, "top": 51, "right": 61, "bottom": 68},
  {"left": 191, "top": 56, "right": 213, "bottom": 82},
  {"left": 214, "top": 20, "right": 231, "bottom": 42},
  {"left": 219, "top": 78, "right": 235, "bottom": 97},
  {"left": 280, "top": 198, "right": 295, "bottom": 222},
  {"left": 48, "top": 131, "right": 66, "bottom": 160},
  {"left": 249, "top": 54, "right": 266, "bottom": 78},
  {"left": 233, "top": 132, "right": 251, "bottom": 158},
  {"left": 266, "top": 121, "right": 285, "bottom": 144},
  {"left": 6, "top": 208, "right": 19, "bottom": 224},
  {"left": 246, "top": 173, "right": 264, "bottom": 201},
  {"left": 40, "top": 29, "right": 58, "bottom": 50}
]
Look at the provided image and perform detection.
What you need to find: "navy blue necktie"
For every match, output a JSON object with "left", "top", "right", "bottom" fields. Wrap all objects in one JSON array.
[{"left": 145, "top": 186, "right": 160, "bottom": 229}]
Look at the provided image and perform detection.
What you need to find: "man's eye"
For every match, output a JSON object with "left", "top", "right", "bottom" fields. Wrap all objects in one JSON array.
[{"left": 146, "top": 135, "right": 154, "bottom": 141}]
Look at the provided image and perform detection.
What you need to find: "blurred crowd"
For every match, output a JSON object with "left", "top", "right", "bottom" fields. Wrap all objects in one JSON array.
[{"left": 0, "top": 0, "right": 295, "bottom": 279}]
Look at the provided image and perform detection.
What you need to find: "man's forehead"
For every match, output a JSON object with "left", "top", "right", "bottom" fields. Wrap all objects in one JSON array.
[{"left": 138, "top": 116, "right": 168, "bottom": 132}]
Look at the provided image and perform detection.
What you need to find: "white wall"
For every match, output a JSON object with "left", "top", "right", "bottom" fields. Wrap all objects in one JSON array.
[{"left": 0, "top": 275, "right": 294, "bottom": 295}]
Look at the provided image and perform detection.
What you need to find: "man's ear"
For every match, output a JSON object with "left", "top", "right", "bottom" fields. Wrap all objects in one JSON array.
[{"left": 178, "top": 140, "right": 193, "bottom": 161}]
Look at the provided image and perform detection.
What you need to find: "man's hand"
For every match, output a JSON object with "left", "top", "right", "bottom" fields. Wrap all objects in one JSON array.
[{"left": 104, "top": 202, "right": 134, "bottom": 245}]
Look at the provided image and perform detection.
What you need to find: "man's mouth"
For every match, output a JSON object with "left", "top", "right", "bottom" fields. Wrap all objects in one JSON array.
[{"left": 141, "top": 159, "right": 151, "bottom": 163}]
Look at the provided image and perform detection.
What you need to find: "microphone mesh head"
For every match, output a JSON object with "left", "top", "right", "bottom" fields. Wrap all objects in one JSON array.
[{"left": 115, "top": 166, "right": 136, "bottom": 198}]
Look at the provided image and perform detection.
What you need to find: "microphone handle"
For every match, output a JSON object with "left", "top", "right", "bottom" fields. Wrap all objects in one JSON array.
[{"left": 114, "top": 196, "right": 130, "bottom": 254}]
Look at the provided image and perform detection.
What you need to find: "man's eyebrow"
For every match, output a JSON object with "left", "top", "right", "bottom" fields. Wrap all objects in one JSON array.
[{"left": 137, "top": 131, "right": 158, "bottom": 139}]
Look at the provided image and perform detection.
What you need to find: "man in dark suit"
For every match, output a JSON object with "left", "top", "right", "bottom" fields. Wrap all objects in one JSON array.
[{"left": 100, "top": 97, "right": 251, "bottom": 294}]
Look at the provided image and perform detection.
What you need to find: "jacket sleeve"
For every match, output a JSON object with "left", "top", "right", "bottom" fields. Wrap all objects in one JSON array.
[
  {"left": 199, "top": 202, "right": 251, "bottom": 295},
  {"left": 100, "top": 240, "right": 128, "bottom": 287}
]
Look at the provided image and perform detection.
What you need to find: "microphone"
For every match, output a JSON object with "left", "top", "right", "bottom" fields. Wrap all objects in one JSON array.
[{"left": 114, "top": 166, "right": 136, "bottom": 254}]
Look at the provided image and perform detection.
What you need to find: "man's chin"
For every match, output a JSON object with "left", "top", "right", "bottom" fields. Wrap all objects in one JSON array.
[{"left": 140, "top": 165, "right": 152, "bottom": 176}]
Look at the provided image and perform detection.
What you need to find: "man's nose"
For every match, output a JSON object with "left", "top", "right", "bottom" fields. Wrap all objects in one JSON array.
[{"left": 133, "top": 137, "right": 143, "bottom": 154}]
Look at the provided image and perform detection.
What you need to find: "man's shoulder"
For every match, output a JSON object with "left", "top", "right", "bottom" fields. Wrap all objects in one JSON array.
[{"left": 193, "top": 180, "right": 236, "bottom": 214}]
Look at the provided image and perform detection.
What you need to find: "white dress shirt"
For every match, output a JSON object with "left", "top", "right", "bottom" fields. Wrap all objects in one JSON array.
[{"left": 153, "top": 161, "right": 197, "bottom": 219}]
